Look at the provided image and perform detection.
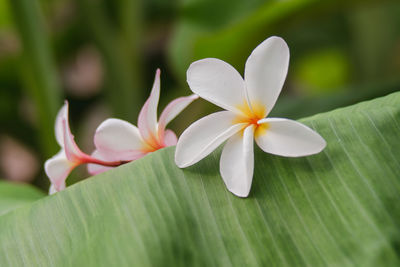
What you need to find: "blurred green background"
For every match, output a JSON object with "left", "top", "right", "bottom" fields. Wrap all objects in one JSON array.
[{"left": 0, "top": 0, "right": 399, "bottom": 190}]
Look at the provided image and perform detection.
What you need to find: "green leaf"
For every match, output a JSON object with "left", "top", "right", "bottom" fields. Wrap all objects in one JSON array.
[
  {"left": 0, "top": 181, "right": 45, "bottom": 216},
  {"left": 1, "top": 92, "right": 400, "bottom": 266}
]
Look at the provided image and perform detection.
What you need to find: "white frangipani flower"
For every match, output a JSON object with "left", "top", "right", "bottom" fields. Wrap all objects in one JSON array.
[{"left": 175, "top": 36, "right": 326, "bottom": 198}]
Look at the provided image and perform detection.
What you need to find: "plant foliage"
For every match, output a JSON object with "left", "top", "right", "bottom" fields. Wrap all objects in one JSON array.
[{"left": 0, "top": 92, "right": 399, "bottom": 266}]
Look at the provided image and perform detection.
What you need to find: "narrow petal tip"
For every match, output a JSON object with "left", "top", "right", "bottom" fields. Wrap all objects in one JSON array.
[
  {"left": 49, "top": 184, "right": 57, "bottom": 195},
  {"left": 174, "top": 157, "right": 190, "bottom": 169},
  {"left": 174, "top": 148, "right": 191, "bottom": 168},
  {"left": 228, "top": 189, "right": 250, "bottom": 198},
  {"left": 317, "top": 136, "right": 327, "bottom": 152},
  {"left": 55, "top": 101, "right": 70, "bottom": 146}
]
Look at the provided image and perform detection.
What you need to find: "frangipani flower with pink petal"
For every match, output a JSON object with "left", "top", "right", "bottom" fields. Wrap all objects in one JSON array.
[
  {"left": 175, "top": 36, "right": 326, "bottom": 198},
  {"left": 45, "top": 69, "right": 197, "bottom": 194},
  {"left": 45, "top": 101, "right": 123, "bottom": 194},
  {"left": 87, "top": 69, "right": 198, "bottom": 175}
]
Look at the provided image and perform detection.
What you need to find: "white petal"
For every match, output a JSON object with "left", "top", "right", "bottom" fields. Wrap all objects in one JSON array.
[
  {"left": 44, "top": 150, "right": 74, "bottom": 191},
  {"left": 55, "top": 101, "right": 69, "bottom": 146},
  {"left": 244, "top": 36, "right": 289, "bottom": 114},
  {"left": 94, "top": 118, "right": 146, "bottom": 155},
  {"left": 138, "top": 69, "right": 160, "bottom": 142},
  {"left": 255, "top": 118, "right": 326, "bottom": 157},
  {"left": 49, "top": 184, "right": 57, "bottom": 195},
  {"left": 175, "top": 111, "right": 245, "bottom": 168},
  {"left": 220, "top": 125, "right": 255, "bottom": 198},
  {"left": 187, "top": 58, "right": 247, "bottom": 115},
  {"left": 163, "top": 129, "right": 178, "bottom": 147},
  {"left": 87, "top": 150, "right": 114, "bottom": 175},
  {"left": 49, "top": 182, "right": 66, "bottom": 195},
  {"left": 158, "top": 94, "right": 198, "bottom": 137}
]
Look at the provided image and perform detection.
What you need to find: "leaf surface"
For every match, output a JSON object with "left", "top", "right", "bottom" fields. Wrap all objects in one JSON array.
[{"left": 1, "top": 93, "right": 399, "bottom": 266}]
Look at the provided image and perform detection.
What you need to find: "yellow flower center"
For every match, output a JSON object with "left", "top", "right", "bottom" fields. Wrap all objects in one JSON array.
[
  {"left": 141, "top": 132, "right": 166, "bottom": 153},
  {"left": 233, "top": 100, "right": 269, "bottom": 137}
]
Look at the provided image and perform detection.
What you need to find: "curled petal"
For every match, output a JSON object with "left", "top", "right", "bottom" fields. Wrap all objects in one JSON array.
[
  {"left": 138, "top": 69, "right": 160, "bottom": 143},
  {"left": 62, "top": 119, "right": 88, "bottom": 163},
  {"left": 256, "top": 118, "right": 326, "bottom": 157},
  {"left": 158, "top": 94, "right": 198, "bottom": 138},
  {"left": 55, "top": 101, "right": 69, "bottom": 146},
  {"left": 87, "top": 150, "right": 115, "bottom": 175},
  {"left": 187, "top": 58, "right": 247, "bottom": 115},
  {"left": 244, "top": 36, "right": 289, "bottom": 115},
  {"left": 44, "top": 150, "right": 75, "bottom": 192},
  {"left": 94, "top": 118, "right": 148, "bottom": 159},
  {"left": 163, "top": 129, "right": 178, "bottom": 147},
  {"left": 220, "top": 125, "right": 255, "bottom": 197},
  {"left": 175, "top": 111, "right": 246, "bottom": 168}
]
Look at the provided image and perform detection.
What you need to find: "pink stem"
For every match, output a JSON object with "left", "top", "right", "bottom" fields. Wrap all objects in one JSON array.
[{"left": 80, "top": 154, "right": 130, "bottom": 167}]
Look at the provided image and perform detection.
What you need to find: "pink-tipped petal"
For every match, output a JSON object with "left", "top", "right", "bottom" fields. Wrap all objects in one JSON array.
[
  {"left": 55, "top": 101, "right": 69, "bottom": 146},
  {"left": 163, "top": 129, "right": 178, "bottom": 147},
  {"left": 158, "top": 94, "right": 198, "bottom": 137},
  {"left": 175, "top": 111, "right": 246, "bottom": 168},
  {"left": 244, "top": 36, "right": 289, "bottom": 115},
  {"left": 256, "top": 118, "right": 326, "bottom": 157},
  {"left": 220, "top": 125, "right": 255, "bottom": 197},
  {"left": 94, "top": 118, "right": 147, "bottom": 159},
  {"left": 187, "top": 58, "right": 247, "bottom": 115},
  {"left": 138, "top": 69, "right": 161, "bottom": 143},
  {"left": 87, "top": 150, "right": 114, "bottom": 175},
  {"left": 44, "top": 150, "right": 75, "bottom": 192}
]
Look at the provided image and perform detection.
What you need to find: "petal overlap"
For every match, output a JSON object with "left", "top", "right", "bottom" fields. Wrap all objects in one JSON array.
[
  {"left": 175, "top": 111, "right": 246, "bottom": 168},
  {"left": 220, "top": 125, "right": 255, "bottom": 197}
]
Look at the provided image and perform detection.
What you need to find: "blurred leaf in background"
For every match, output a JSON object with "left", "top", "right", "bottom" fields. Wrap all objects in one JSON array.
[
  {"left": 168, "top": 0, "right": 400, "bottom": 114},
  {"left": 293, "top": 48, "right": 350, "bottom": 96}
]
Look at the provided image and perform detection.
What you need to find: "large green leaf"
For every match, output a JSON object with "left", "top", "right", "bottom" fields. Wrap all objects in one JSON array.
[{"left": 1, "top": 92, "right": 400, "bottom": 266}]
